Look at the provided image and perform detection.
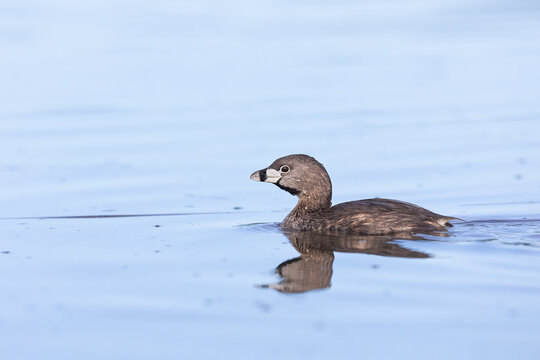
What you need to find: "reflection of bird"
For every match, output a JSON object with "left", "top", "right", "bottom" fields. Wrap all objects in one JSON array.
[
  {"left": 251, "top": 154, "right": 458, "bottom": 235},
  {"left": 286, "top": 231, "right": 433, "bottom": 258},
  {"left": 265, "top": 231, "right": 435, "bottom": 294},
  {"left": 269, "top": 250, "right": 334, "bottom": 293}
]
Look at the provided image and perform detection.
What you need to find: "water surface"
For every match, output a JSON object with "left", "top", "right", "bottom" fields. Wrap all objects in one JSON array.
[{"left": 1, "top": 0, "right": 540, "bottom": 359}]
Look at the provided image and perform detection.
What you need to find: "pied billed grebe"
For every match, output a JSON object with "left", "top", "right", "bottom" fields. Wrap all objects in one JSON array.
[{"left": 250, "top": 154, "right": 457, "bottom": 235}]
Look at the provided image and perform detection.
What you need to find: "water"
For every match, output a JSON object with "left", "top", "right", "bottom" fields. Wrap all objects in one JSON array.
[{"left": 1, "top": 0, "right": 540, "bottom": 359}]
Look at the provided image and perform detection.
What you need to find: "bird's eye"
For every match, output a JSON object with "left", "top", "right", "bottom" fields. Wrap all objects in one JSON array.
[{"left": 280, "top": 165, "right": 290, "bottom": 173}]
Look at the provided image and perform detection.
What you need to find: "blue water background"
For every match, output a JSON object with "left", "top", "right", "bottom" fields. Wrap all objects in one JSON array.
[{"left": 1, "top": 1, "right": 540, "bottom": 359}]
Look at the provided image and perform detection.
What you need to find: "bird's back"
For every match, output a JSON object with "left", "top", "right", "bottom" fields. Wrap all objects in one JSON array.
[{"left": 294, "top": 198, "right": 455, "bottom": 235}]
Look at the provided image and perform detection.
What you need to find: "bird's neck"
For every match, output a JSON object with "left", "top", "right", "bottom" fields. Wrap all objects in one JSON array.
[
  {"left": 293, "top": 190, "right": 332, "bottom": 214},
  {"left": 282, "top": 193, "right": 331, "bottom": 229}
]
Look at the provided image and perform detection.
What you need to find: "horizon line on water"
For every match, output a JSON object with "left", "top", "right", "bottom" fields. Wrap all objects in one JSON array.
[{"left": 0, "top": 209, "right": 291, "bottom": 220}]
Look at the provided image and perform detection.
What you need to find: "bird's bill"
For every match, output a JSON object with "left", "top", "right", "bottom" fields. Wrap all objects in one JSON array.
[{"left": 249, "top": 168, "right": 281, "bottom": 183}]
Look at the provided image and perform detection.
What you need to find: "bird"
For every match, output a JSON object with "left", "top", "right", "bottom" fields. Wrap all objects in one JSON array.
[{"left": 250, "top": 154, "right": 458, "bottom": 235}]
